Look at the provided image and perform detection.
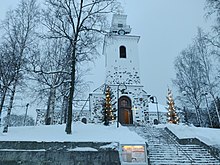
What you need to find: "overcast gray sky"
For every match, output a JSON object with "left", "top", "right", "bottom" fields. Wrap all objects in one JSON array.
[{"left": 0, "top": 0, "right": 212, "bottom": 105}]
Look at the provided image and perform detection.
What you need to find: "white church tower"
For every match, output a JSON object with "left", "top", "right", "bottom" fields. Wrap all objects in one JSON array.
[
  {"left": 89, "top": 14, "right": 149, "bottom": 125},
  {"left": 104, "top": 14, "right": 141, "bottom": 85}
]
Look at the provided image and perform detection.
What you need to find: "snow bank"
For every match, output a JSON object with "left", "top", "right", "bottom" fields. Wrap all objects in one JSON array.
[
  {"left": 166, "top": 124, "right": 220, "bottom": 146},
  {"left": 67, "top": 147, "right": 98, "bottom": 152},
  {"left": 0, "top": 122, "right": 145, "bottom": 144},
  {"left": 100, "top": 142, "right": 119, "bottom": 150},
  {"left": 0, "top": 149, "right": 46, "bottom": 151}
]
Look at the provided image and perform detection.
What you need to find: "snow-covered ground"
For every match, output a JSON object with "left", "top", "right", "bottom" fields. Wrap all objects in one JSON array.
[
  {"left": 1, "top": 122, "right": 219, "bottom": 148},
  {"left": 164, "top": 124, "right": 220, "bottom": 146},
  {"left": 0, "top": 122, "right": 145, "bottom": 145}
]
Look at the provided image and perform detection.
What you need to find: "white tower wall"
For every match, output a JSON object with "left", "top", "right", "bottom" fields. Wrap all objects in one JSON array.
[
  {"left": 89, "top": 14, "right": 150, "bottom": 125},
  {"left": 104, "top": 35, "right": 141, "bottom": 85}
]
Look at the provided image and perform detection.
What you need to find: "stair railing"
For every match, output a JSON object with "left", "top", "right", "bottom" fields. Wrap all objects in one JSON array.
[{"left": 162, "top": 129, "right": 195, "bottom": 164}]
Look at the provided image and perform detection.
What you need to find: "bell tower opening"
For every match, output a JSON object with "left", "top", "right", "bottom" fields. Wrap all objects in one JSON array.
[
  {"left": 118, "top": 96, "right": 133, "bottom": 125},
  {"left": 120, "top": 45, "right": 126, "bottom": 58}
]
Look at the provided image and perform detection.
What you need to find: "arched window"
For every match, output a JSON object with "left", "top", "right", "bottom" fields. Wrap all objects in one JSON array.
[{"left": 120, "top": 46, "right": 126, "bottom": 58}]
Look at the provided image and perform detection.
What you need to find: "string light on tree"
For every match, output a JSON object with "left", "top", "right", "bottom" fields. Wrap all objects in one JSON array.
[
  {"left": 102, "top": 86, "right": 116, "bottom": 126},
  {"left": 167, "top": 88, "right": 179, "bottom": 124}
]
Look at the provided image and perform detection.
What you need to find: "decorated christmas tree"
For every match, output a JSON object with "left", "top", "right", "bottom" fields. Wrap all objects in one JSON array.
[
  {"left": 102, "top": 86, "right": 116, "bottom": 126},
  {"left": 167, "top": 88, "right": 179, "bottom": 124}
]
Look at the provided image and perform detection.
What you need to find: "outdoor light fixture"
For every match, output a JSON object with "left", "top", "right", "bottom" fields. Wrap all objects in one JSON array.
[{"left": 149, "top": 95, "right": 160, "bottom": 124}]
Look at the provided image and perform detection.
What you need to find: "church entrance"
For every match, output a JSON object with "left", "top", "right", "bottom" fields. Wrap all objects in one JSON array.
[{"left": 118, "top": 96, "right": 133, "bottom": 125}]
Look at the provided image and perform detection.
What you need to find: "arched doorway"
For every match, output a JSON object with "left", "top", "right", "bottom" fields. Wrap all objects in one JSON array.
[
  {"left": 153, "top": 119, "right": 158, "bottom": 125},
  {"left": 118, "top": 96, "right": 133, "bottom": 125}
]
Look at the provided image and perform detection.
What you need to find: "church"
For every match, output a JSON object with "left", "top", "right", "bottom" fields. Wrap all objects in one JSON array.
[
  {"left": 89, "top": 14, "right": 151, "bottom": 125},
  {"left": 35, "top": 14, "right": 168, "bottom": 126}
]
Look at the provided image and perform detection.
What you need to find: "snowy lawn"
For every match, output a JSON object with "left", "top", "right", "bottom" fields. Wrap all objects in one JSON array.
[
  {"left": 164, "top": 124, "right": 220, "bottom": 146},
  {"left": 0, "top": 122, "right": 145, "bottom": 144}
]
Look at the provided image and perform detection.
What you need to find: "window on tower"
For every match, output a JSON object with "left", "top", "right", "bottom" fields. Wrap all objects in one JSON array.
[
  {"left": 120, "top": 46, "right": 126, "bottom": 58},
  {"left": 118, "top": 23, "right": 123, "bottom": 28}
]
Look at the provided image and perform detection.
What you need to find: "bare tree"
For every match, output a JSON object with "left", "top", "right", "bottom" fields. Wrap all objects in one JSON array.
[
  {"left": 43, "top": 0, "right": 119, "bottom": 134},
  {"left": 204, "top": 1, "right": 220, "bottom": 126},
  {"left": 1, "top": 0, "right": 39, "bottom": 133},
  {"left": 194, "top": 28, "right": 220, "bottom": 127},
  {"left": 174, "top": 27, "right": 220, "bottom": 127},
  {"left": 0, "top": 42, "right": 17, "bottom": 126},
  {"left": 173, "top": 1, "right": 220, "bottom": 127},
  {"left": 173, "top": 45, "right": 206, "bottom": 126},
  {"left": 58, "top": 65, "right": 90, "bottom": 124},
  {"left": 29, "top": 38, "right": 70, "bottom": 125},
  {"left": 206, "top": 0, "right": 220, "bottom": 22}
]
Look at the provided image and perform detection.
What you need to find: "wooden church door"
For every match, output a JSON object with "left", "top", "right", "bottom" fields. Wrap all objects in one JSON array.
[{"left": 118, "top": 96, "right": 133, "bottom": 125}]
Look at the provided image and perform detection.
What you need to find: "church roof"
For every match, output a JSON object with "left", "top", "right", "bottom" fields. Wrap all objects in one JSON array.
[{"left": 148, "top": 103, "right": 167, "bottom": 113}]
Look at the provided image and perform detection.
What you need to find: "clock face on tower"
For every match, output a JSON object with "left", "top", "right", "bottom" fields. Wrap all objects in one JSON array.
[{"left": 118, "top": 29, "right": 125, "bottom": 35}]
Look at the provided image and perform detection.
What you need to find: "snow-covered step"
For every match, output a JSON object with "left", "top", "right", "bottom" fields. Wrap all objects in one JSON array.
[{"left": 129, "top": 126, "right": 220, "bottom": 165}]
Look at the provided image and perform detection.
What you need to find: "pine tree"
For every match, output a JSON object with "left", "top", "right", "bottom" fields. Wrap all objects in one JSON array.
[
  {"left": 102, "top": 86, "right": 116, "bottom": 126},
  {"left": 167, "top": 88, "right": 179, "bottom": 124}
]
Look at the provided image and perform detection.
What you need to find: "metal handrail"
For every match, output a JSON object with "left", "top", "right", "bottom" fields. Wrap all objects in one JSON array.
[
  {"left": 131, "top": 125, "right": 195, "bottom": 164},
  {"left": 162, "top": 129, "right": 195, "bottom": 164},
  {"left": 144, "top": 125, "right": 194, "bottom": 164},
  {"left": 149, "top": 126, "right": 175, "bottom": 152}
]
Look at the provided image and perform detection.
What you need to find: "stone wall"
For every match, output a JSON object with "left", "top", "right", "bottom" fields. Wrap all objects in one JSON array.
[
  {"left": 90, "top": 84, "right": 149, "bottom": 124},
  {"left": 0, "top": 141, "right": 121, "bottom": 165}
]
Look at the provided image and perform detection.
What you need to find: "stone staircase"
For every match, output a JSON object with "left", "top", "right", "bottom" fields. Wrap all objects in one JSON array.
[{"left": 129, "top": 126, "right": 220, "bottom": 165}]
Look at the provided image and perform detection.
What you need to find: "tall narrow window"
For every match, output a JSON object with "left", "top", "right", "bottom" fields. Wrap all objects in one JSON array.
[{"left": 120, "top": 46, "right": 126, "bottom": 58}]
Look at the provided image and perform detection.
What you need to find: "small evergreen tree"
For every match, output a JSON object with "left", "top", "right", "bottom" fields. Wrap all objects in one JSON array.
[
  {"left": 209, "top": 97, "right": 220, "bottom": 128},
  {"left": 167, "top": 88, "right": 179, "bottom": 124},
  {"left": 102, "top": 86, "right": 116, "bottom": 126}
]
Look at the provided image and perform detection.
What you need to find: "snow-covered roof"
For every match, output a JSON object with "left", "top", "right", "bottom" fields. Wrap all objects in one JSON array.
[
  {"left": 148, "top": 103, "right": 167, "bottom": 113},
  {"left": 0, "top": 122, "right": 145, "bottom": 145}
]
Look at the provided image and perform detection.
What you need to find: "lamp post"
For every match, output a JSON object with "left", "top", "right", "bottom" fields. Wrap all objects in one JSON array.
[
  {"left": 23, "top": 103, "right": 29, "bottom": 126},
  {"left": 150, "top": 96, "right": 159, "bottom": 124},
  {"left": 117, "top": 83, "right": 127, "bottom": 128}
]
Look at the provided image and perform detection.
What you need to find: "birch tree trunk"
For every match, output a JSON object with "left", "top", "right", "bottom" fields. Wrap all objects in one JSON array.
[
  {"left": 0, "top": 87, "right": 7, "bottom": 126},
  {"left": 45, "top": 87, "right": 56, "bottom": 125},
  {"left": 61, "top": 95, "right": 68, "bottom": 124},
  {"left": 3, "top": 82, "right": 17, "bottom": 133}
]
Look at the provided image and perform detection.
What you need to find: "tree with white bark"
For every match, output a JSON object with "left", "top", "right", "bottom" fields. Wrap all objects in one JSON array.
[
  {"left": 0, "top": 42, "right": 17, "bottom": 126},
  {"left": 174, "top": 26, "right": 220, "bottom": 127},
  {"left": 0, "top": 0, "right": 39, "bottom": 133},
  {"left": 173, "top": 43, "right": 207, "bottom": 126},
  {"left": 29, "top": 38, "right": 70, "bottom": 125},
  {"left": 194, "top": 28, "right": 220, "bottom": 127}
]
